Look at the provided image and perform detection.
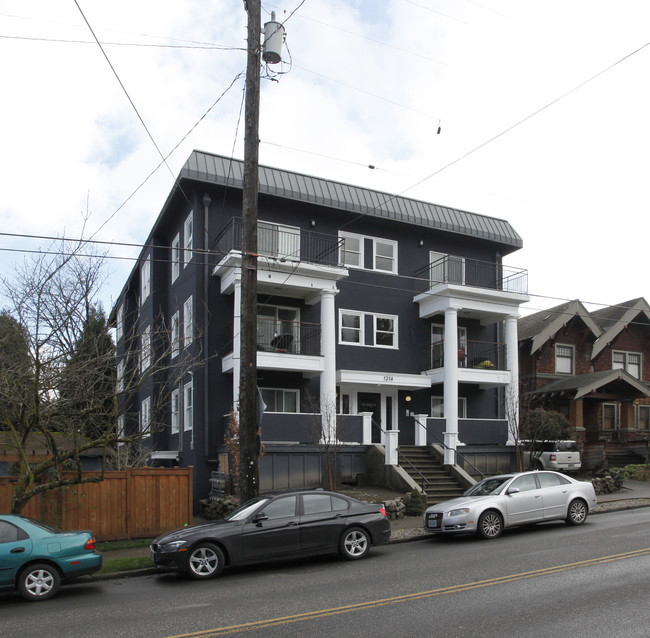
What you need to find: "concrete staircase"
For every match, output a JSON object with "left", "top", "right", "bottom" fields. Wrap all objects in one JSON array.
[{"left": 398, "top": 445, "right": 467, "bottom": 505}]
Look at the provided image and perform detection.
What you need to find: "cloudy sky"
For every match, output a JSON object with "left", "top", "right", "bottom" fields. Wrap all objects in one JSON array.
[{"left": 1, "top": 0, "right": 649, "bottom": 317}]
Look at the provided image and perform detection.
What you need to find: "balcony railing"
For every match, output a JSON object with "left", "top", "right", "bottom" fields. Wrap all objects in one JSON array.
[
  {"left": 215, "top": 217, "right": 344, "bottom": 267},
  {"left": 416, "top": 255, "right": 528, "bottom": 294},
  {"left": 430, "top": 339, "right": 506, "bottom": 370},
  {"left": 256, "top": 318, "right": 321, "bottom": 356}
]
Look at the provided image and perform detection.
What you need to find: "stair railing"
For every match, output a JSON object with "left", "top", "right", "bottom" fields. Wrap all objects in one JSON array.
[
  {"left": 424, "top": 428, "right": 486, "bottom": 479},
  {"left": 398, "top": 453, "right": 431, "bottom": 493}
]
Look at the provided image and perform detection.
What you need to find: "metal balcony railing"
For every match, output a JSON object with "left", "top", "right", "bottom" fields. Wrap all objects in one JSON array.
[
  {"left": 430, "top": 339, "right": 507, "bottom": 370},
  {"left": 416, "top": 255, "right": 528, "bottom": 294},
  {"left": 215, "top": 217, "right": 344, "bottom": 267},
  {"left": 256, "top": 318, "right": 321, "bottom": 356}
]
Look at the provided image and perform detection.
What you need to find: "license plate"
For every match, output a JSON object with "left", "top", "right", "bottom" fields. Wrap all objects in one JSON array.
[
  {"left": 427, "top": 519, "right": 438, "bottom": 528},
  {"left": 568, "top": 464, "right": 575, "bottom": 468}
]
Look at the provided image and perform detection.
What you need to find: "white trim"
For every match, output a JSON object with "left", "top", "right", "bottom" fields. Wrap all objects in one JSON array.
[
  {"left": 171, "top": 233, "right": 180, "bottom": 282},
  {"left": 183, "top": 211, "right": 193, "bottom": 266},
  {"left": 337, "top": 369, "right": 431, "bottom": 388}
]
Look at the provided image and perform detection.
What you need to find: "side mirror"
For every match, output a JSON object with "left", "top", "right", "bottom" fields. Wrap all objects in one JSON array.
[
  {"left": 252, "top": 512, "right": 269, "bottom": 524},
  {"left": 506, "top": 487, "right": 520, "bottom": 495}
]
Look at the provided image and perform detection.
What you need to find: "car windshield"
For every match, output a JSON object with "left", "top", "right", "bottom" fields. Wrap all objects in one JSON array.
[
  {"left": 463, "top": 476, "right": 512, "bottom": 497},
  {"left": 225, "top": 497, "right": 270, "bottom": 521}
]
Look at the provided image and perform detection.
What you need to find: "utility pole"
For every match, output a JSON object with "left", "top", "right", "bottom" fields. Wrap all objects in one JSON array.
[{"left": 239, "top": 0, "right": 261, "bottom": 502}]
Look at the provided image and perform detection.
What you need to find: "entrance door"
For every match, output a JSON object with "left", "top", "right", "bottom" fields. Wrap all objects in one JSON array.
[{"left": 358, "top": 392, "right": 382, "bottom": 443}]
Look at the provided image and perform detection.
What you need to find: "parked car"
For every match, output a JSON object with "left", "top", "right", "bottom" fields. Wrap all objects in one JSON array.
[
  {"left": 0, "top": 515, "right": 103, "bottom": 601},
  {"left": 151, "top": 490, "right": 391, "bottom": 579},
  {"left": 423, "top": 471, "right": 597, "bottom": 540},
  {"left": 521, "top": 440, "right": 581, "bottom": 472}
]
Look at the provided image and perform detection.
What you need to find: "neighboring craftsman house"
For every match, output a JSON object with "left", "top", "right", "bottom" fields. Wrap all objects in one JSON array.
[
  {"left": 518, "top": 298, "right": 650, "bottom": 469},
  {"left": 111, "top": 150, "right": 530, "bottom": 504}
]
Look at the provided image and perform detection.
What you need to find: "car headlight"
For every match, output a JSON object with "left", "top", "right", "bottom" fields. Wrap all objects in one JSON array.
[
  {"left": 446, "top": 508, "right": 470, "bottom": 517},
  {"left": 162, "top": 540, "right": 188, "bottom": 551}
]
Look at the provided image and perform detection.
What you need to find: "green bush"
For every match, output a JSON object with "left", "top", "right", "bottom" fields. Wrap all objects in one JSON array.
[{"left": 404, "top": 489, "right": 426, "bottom": 516}]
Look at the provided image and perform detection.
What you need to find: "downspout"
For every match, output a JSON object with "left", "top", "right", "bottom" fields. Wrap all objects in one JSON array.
[{"left": 203, "top": 194, "right": 213, "bottom": 462}]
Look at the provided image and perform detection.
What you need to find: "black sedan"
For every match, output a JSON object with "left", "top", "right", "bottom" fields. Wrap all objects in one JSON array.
[{"left": 151, "top": 490, "right": 391, "bottom": 579}]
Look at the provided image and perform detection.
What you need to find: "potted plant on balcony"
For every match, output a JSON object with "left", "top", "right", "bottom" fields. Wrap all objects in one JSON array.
[{"left": 476, "top": 359, "right": 495, "bottom": 369}]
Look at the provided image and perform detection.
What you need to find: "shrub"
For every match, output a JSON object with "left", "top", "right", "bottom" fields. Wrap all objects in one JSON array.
[{"left": 404, "top": 489, "right": 426, "bottom": 516}]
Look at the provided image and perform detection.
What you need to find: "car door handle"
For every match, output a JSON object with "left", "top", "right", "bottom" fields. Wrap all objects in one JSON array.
[
  {"left": 10, "top": 547, "right": 25, "bottom": 554},
  {"left": 288, "top": 521, "right": 298, "bottom": 526}
]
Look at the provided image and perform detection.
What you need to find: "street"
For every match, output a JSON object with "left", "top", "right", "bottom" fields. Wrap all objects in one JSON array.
[{"left": 2, "top": 508, "right": 650, "bottom": 637}]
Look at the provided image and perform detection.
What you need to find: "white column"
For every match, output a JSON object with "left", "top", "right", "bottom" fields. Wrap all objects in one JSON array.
[
  {"left": 232, "top": 273, "right": 242, "bottom": 414},
  {"left": 414, "top": 414, "right": 428, "bottom": 447},
  {"left": 360, "top": 412, "right": 373, "bottom": 445},
  {"left": 320, "top": 288, "right": 338, "bottom": 441},
  {"left": 385, "top": 429, "right": 399, "bottom": 465},
  {"left": 443, "top": 306, "right": 459, "bottom": 464},
  {"left": 505, "top": 314, "right": 520, "bottom": 445}
]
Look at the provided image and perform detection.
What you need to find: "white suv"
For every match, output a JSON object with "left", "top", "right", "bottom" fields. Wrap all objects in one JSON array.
[{"left": 522, "top": 440, "right": 581, "bottom": 472}]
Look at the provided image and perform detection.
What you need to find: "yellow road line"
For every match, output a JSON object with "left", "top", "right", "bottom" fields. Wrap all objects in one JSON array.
[{"left": 164, "top": 547, "right": 650, "bottom": 637}]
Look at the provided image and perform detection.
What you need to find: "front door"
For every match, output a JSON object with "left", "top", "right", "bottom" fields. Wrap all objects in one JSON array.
[{"left": 358, "top": 392, "right": 382, "bottom": 443}]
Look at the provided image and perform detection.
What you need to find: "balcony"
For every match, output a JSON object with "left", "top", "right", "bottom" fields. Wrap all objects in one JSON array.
[
  {"left": 430, "top": 340, "right": 507, "bottom": 371},
  {"left": 215, "top": 217, "right": 343, "bottom": 267},
  {"left": 256, "top": 318, "right": 321, "bottom": 356}
]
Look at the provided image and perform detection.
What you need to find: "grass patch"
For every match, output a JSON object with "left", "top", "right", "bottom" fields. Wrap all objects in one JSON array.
[
  {"left": 96, "top": 538, "right": 154, "bottom": 552},
  {"left": 98, "top": 556, "right": 152, "bottom": 575}
]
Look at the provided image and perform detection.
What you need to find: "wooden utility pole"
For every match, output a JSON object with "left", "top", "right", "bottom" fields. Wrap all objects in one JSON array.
[{"left": 239, "top": 0, "right": 261, "bottom": 502}]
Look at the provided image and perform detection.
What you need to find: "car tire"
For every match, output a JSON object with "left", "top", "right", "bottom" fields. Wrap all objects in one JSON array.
[
  {"left": 18, "top": 563, "right": 61, "bottom": 601},
  {"left": 477, "top": 510, "right": 503, "bottom": 539},
  {"left": 339, "top": 526, "right": 370, "bottom": 560},
  {"left": 566, "top": 499, "right": 588, "bottom": 526},
  {"left": 186, "top": 542, "right": 225, "bottom": 579}
]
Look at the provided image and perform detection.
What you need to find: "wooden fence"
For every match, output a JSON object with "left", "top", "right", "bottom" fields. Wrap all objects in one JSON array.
[{"left": 0, "top": 467, "right": 193, "bottom": 541}]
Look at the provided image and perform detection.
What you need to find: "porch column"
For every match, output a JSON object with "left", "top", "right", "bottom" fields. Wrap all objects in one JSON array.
[
  {"left": 320, "top": 287, "right": 338, "bottom": 441},
  {"left": 360, "top": 412, "right": 373, "bottom": 445},
  {"left": 414, "top": 414, "right": 428, "bottom": 446},
  {"left": 385, "top": 429, "right": 399, "bottom": 465},
  {"left": 505, "top": 314, "right": 519, "bottom": 445},
  {"left": 443, "top": 306, "right": 459, "bottom": 464},
  {"left": 232, "top": 272, "right": 242, "bottom": 413}
]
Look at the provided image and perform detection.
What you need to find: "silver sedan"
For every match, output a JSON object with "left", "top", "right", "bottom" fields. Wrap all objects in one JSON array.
[{"left": 423, "top": 471, "right": 597, "bottom": 539}]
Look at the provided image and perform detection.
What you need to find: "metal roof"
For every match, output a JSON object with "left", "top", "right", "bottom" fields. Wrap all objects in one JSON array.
[{"left": 180, "top": 150, "right": 523, "bottom": 250}]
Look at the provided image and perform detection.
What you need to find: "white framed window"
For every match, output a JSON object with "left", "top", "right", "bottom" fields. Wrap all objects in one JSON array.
[
  {"left": 171, "top": 312, "right": 179, "bottom": 359},
  {"left": 183, "top": 381, "right": 193, "bottom": 432},
  {"left": 260, "top": 388, "right": 299, "bottom": 413},
  {"left": 339, "top": 310, "right": 364, "bottom": 344},
  {"left": 141, "top": 396, "right": 151, "bottom": 435},
  {"left": 141, "top": 325, "right": 151, "bottom": 372},
  {"left": 116, "top": 305, "right": 124, "bottom": 342},
  {"left": 613, "top": 351, "right": 641, "bottom": 379},
  {"left": 117, "top": 359, "right": 124, "bottom": 392},
  {"left": 431, "top": 396, "right": 467, "bottom": 418},
  {"left": 171, "top": 233, "right": 180, "bottom": 282},
  {"left": 373, "top": 238, "right": 397, "bottom": 274},
  {"left": 374, "top": 314, "right": 397, "bottom": 348},
  {"left": 183, "top": 212, "right": 193, "bottom": 266},
  {"left": 555, "top": 344, "right": 574, "bottom": 375},
  {"left": 430, "top": 323, "right": 467, "bottom": 367},
  {"left": 171, "top": 389, "right": 180, "bottom": 434},
  {"left": 339, "top": 232, "right": 363, "bottom": 268},
  {"left": 602, "top": 403, "right": 620, "bottom": 430},
  {"left": 636, "top": 404, "right": 650, "bottom": 431},
  {"left": 141, "top": 256, "right": 151, "bottom": 304},
  {"left": 258, "top": 221, "right": 300, "bottom": 260},
  {"left": 183, "top": 296, "right": 193, "bottom": 348}
]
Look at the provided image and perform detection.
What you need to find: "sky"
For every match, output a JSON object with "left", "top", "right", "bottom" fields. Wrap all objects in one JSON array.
[{"left": 1, "top": 0, "right": 649, "bottom": 318}]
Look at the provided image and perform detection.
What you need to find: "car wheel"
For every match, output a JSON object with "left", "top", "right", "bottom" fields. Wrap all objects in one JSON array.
[
  {"left": 18, "top": 563, "right": 61, "bottom": 601},
  {"left": 566, "top": 499, "right": 588, "bottom": 526},
  {"left": 186, "top": 543, "right": 225, "bottom": 579},
  {"left": 339, "top": 527, "right": 370, "bottom": 560},
  {"left": 477, "top": 510, "right": 503, "bottom": 539}
]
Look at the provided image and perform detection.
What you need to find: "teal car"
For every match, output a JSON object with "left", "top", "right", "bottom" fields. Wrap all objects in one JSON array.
[{"left": 0, "top": 514, "right": 102, "bottom": 601}]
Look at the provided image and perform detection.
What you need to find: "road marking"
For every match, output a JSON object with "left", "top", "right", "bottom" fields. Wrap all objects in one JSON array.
[{"left": 164, "top": 547, "right": 650, "bottom": 637}]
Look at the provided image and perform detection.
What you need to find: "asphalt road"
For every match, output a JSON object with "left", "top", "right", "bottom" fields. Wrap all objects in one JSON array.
[{"left": 3, "top": 508, "right": 650, "bottom": 637}]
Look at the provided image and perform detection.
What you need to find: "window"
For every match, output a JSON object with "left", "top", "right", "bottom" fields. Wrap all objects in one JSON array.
[
  {"left": 602, "top": 403, "right": 620, "bottom": 430},
  {"left": 171, "top": 390, "right": 180, "bottom": 434},
  {"left": 171, "top": 233, "right": 180, "bottom": 282},
  {"left": 613, "top": 351, "right": 641, "bottom": 379},
  {"left": 340, "top": 232, "right": 363, "bottom": 268},
  {"left": 340, "top": 310, "right": 363, "bottom": 344},
  {"left": 0, "top": 521, "right": 21, "bottom": 544},
  {"left": 183, "top": 212, "right": 193, "bottom": 266},
  {"left": 431, "top": 397, "right": 467, "bottom": 418},
  {"left": 184, "top": 381, "right": 193, "bottom": 432},
  {"left": 374, "top": 315, "right": 397, "bottom": 348},
  {"left": 261, "top": 388, "right": 298, "bottom": 413},
  {"left": 141, "top": 397, "right": 151, "bottom": 435},
  {"left": 302, "top": 494, "right": 349, "bottom": 515},
  {"left": 373, "top": 238, "right": 397, "bottom": 273},
  {"left": 171, "top": 312, "right": 179, "bottom": 359},
  {"left": 116, "top": 305, "right": 124, "bottom": 342},
  {"left": 258, "top": 221, "right": 300, "bottom": 260},
  {"left": 555, "top": 344, "right": 574, "bottom": 375},
  {"left": 141, "top": 256, "right": 151, "bottom": 304},
  {"left": 429, "top": 251, "right": 465, "bottom": 285},
  {"left": 257, "top": 304, "right": 299, "bottom": 351},
  {"left": 636, "top": 405, "right": 650, "bottom": 431},
  {"left": 510, "top": 474, "right": 538, "bottom": 493},
  {"left": 141, "top": 325, "right": 151, "bottom": 372},
  {"left": 117, "top": 360, "right": 124, "bottom": 392},
  {"left": 263, "top": 496, "right": 297, "bottom": 520},
  {"left": 537, "top": 472, "right": 570, "bottom": 488},
  {"left": 183, "top": 297, "right": 193, "bottom": 348},
  {"left": 431, "top": 324, "right": 467, "bottom": 368}
]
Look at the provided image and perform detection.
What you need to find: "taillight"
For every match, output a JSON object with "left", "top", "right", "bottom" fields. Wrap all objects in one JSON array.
[
  {"left": 550, "top": 454, "right": 557, "bottom": 461},
  {"left": 379, "top": 506, "right": 387, "bottom": 517},
  {"left": 84, "top": 537, "right": 96, "bottom": 551}
]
